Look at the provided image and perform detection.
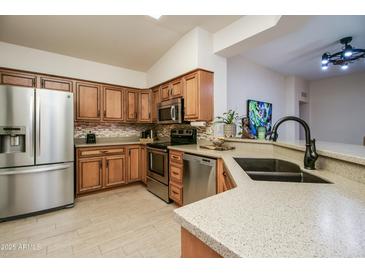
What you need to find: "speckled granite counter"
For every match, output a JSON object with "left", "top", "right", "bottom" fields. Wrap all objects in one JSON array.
[
  {"left": 225, "top": 138, "right": 365, "bottom": 166},
  {"left": 74, "top": 137, "right": 142, "bottom": 147},
  {"left": 171, "top": 141, "right": 365, "bottom": 257}
]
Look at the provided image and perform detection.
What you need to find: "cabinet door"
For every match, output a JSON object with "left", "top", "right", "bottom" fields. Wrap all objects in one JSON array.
[
  {"left": 78, "top": 157, "right": 103, "bottom": 194},
  {"left": 138, "top": 90, "right": 151, "bottom": 123},
  {"left": 140, "top": 146, "right": 147, "bottom": 184},
  {"left": 151, "top": 87, "right": 160, "bottom": 122},
  {"left": 127, "top": 145, "right": 141, "bottom": 182},
  {"left": 76, "top": 82, "right": 101, "bottom": 121},
  {"left": 39, "top": 76, "right": 73, "bottom": 92},
  {"left": 103, "top": 86, "right": 124, "bottom": 121},
  {"left": 125, "top": 89, "right": 138, "bottom": 122},
  {"left": 160, "top": 84, "right": 170, "bottom": 101},
  {"left": 171, "top": 78, "right": 182, "bottom": 98},
  {"left": 183, "top": 72, "right": 199, "bottom": 120},
  {"left": 0, "top": 70, "right": 36, "bottom": 87},
  {"left": 105, "top": 155, "right": 126, "bottom": 187}
]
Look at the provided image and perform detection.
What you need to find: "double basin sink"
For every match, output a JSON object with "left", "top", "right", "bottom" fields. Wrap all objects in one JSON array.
[{"left": 234, "top": 158, "right": 332, "bottom": 184}]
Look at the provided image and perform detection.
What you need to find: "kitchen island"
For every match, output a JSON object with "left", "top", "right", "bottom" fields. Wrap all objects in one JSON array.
[{"left": 171, "top": 139, "right": 365, "bottom": 257}]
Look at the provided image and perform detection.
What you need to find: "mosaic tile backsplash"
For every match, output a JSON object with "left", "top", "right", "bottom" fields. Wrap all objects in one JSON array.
[{"left": 74, "top": 122, "right": 215, "bottom": 140}]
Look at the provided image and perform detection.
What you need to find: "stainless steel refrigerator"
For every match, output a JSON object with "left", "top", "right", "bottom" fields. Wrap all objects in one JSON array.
[{"left": 0, "top": 85, "right": 74, "bottom": 221}]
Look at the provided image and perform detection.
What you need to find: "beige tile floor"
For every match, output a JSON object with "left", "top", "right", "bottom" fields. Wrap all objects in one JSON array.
[{"left": 0, "top": 183, "right": 181, "bottom": 258}]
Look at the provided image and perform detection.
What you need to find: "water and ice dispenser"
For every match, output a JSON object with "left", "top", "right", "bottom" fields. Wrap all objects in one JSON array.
[{"left": 0, "top": 126, "right": 26, "bottom": 154}]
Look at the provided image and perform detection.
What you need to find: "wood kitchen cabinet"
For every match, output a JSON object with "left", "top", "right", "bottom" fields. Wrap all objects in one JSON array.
[
  {"left": 140, "top": 146, "right": 147, "bottom": 184},
  {"left": 183, "top": 70, "right": 213, "bottom": 122},
  {"left": 138, "top": 89, "right": 152, "bottom": 123},
  {"left": 39, "top": 76, "right": 73, "bottom": 92},
  {"left": 104, "top": 155, "right": 126, "bottom": 188},
  {"left": 160, "top": 78, "right": 183, "bottom": 101},
  {"left": 125, "top": 89, "right": 139, "bottom": 122},
  {"left": 0, "top": 69, "right": 37, "bottom": 87},
  {"left": 78, "top": 157, "right": 104, "bottom": 193},
  {"left": 169, "top": 149, "right": 184, "bottom": 206},
  {"left": 103, "top": 85, "right": 124, "bottom": 121},
  {"left": 76, "top": 146, "right": 127, "bottom": 195},
  {"left": 75, "top": 81, "right": 102, "bottom": 121},
  {"left": 127, "top": 145, "right": 141, "bottom": 182},
  {"left": 151, "top": 87, "right": 160, "bottom": 122},
  {"left": 217, "top": 159, "right": 235, "bottom": 193}
]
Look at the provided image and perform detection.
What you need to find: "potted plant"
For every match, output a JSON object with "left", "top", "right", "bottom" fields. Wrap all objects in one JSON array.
[{"left": 215, "top": 110, "right": 240, "bottom": 138}]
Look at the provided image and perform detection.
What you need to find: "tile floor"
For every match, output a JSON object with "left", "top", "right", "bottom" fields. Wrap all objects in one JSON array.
[{"left": 0, "top": 183, "right": 180, "bottom": 258}]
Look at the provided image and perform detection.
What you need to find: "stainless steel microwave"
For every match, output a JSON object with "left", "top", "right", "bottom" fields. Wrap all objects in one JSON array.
[{"left": 157, "top": 98, "right": 184, "bottom": 124}]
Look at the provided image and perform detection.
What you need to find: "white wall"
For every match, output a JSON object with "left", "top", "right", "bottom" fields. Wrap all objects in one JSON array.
[
  {"left": 309, "top": 72, "right": 365, "bottom": 145},
  {"left": 227, "top": 56, "right": 289, "bottom": 138},
  {"left": 146, "top": 29, "right": 199, "bottom": 87},
  {"left": 147, "top": 27, "right": 228, "bottom": 134},
  {"left": 0, "top": 42, "right": 147, "bottom": 88}
]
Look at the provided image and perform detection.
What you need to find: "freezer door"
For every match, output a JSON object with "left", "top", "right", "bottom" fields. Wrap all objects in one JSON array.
[
  {"left": 0, "top": 86, "right": 34, "bottom": 168},
  {"left": 36, "top": 89, "right": 74, "bottom": 165},
  {"left": 0, "top": 163, "right": 74, "bottom": 220}
]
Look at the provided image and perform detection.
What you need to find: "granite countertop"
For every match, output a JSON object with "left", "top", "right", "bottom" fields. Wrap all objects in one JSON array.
[
  {"left": 74, "top": 137, "right": 142, "bottom": 147},
  {"left": 225, "top": 138, "right": 365, "bottom": 166},
  {"left": 170, "top": 141, "right": 365, "bottom": 257}
]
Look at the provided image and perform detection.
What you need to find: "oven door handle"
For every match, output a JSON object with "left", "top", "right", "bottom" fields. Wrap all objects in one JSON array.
[{"left": 147, "top": 147, "right": 168, "bottom": 153}]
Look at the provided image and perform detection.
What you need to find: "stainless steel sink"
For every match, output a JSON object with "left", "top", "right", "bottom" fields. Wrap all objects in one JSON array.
[{"left": 234, "top": 158, "right": 332, "bottom": 184}]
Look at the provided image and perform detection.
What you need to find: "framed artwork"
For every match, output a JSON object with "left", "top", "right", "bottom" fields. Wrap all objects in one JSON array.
[{"left": 247, "top": 99, "right": 273, "bottom": 137}]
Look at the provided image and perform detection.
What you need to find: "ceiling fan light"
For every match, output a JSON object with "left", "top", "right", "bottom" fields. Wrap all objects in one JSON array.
[
  {"left": 344, "top": 45, "right": 353, "bottom": 57},
  {"left": 321, "top": 53, "right": 329, "bottom": 65},
  {"left": 341, "top": 63, "right": 349, "bottom": 70},
  {"left": 321, "top": 64, "right": 328, "bottom": 70}
]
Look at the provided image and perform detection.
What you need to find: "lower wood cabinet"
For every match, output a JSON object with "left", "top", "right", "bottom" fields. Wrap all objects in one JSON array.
[
  {"left": 140, "top": 146, "right": 147, "bottom": 184},
  {"left": 76, "top": 145, "right": 144, "bottom": 195},
  {"left": 105, "top": 155, "right": 126, "bottom": 188},
  {"left": 78, "top": 157, "right": 104, "bottom": 193},
  {"left": 169, "top": 150, "right": 184, "bottom": 206},
  {"left": 217, "top": 159, "right": 235, "bottom": 193},
  {"left": 127, "top": 145, "right": 141, "bottom": 182}
]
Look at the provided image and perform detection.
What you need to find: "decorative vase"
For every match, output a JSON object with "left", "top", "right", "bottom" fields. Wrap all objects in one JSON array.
[{"left": 224, "top": 123, "right": 236, "bottom": 138}]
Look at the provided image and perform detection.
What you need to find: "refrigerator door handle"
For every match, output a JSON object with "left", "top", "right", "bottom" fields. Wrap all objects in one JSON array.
[
  {"left": 36, "top": 93, "right": 41, "bottom": 157},
  {"left": 29, "top": 92, "right": 34, "bottom": 158},
  {"left": 0, "top": 164, "right": 72, "bottom": 176}
]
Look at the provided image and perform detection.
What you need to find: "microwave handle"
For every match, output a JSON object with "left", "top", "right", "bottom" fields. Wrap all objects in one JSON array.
[{"left": 171, "top": 105, "right": 176, "bottom": 121}]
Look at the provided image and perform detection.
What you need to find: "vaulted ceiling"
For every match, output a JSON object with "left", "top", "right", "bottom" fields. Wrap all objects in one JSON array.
[{"left": 0, "top": 15, "right": 242, "bottom": 71}]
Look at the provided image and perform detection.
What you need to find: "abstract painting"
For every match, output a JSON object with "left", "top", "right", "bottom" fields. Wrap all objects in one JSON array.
[{"left": 247, "top": 99, "right": 273, "bottom": 137}]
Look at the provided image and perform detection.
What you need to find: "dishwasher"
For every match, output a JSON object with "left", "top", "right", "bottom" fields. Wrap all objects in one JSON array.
[{"left": 183, "top": 153, "right": 216, "bottom": 205}]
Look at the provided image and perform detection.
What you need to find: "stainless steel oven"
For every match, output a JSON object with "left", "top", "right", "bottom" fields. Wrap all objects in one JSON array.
[
  {"left": 147, "top": 147, "right": 168, "bottom": 185},
  {"left": 157, "top": 98, "right": 183, "bottom": 124},
  {"left": 147, "top": 146, "right": 169, "bottom": 202}
]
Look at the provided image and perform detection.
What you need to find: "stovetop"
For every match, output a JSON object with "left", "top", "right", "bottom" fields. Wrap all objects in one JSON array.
[
  {"left": 147, "top": 142, "right": 172, "bottom": 150},
  {"left": 147, "top": 128, "right": 197, "bottom": 150}
]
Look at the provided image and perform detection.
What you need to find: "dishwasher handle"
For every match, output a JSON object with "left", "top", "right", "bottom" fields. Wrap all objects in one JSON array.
[{"left": 183, "top": 153, "right": 216, "bottom": 167}]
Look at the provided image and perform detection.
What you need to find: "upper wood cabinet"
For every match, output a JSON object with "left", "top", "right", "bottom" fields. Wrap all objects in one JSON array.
[
  {"left": 125, "top": 89, "right": 139, "bottom": 122},
  {"left": 171, "top": 78, "right": 183, "bottom": 98},
  {"left": 127, "top": 145, "right": 141, "bottom": 182},
  {"left": 183, "top": 70, "right": 213, "bottom": 122},
  {"left": 0, "top": 69, "right": 37, "bottom": 87},
  {"left": 76, "top": 81, "right": 102, "bottom": 121},
  {"left": 103, "top": 85, "right": 124, "bottom": 122},
  {"left": 160, "top": 83, "right": 170, "bottom": 101},
  {"left": 160, "top": 78, "right": 183, "bottom": 101},
  {"left": 138, "top": 89, "right": 152, "bottom": 123},
  {"left": 151, "top": 87, "right": 160, "bottom": 123},
  {"left": 39, "top": 76, "right": 73, "bottom": 92}
]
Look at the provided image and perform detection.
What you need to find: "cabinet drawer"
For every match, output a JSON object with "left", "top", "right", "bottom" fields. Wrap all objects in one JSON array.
[
  {"left": 78, "top": 147, "right": 125, "bottom": 158},
  {"left": 169, "top": 182, "right": 183, "bottom": 205},
  {"left": 169, "top": 150, "right": 183, "bottom": 164},
  {"left": 170, "top": 163, "right": 183, "bottom": 183}
]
